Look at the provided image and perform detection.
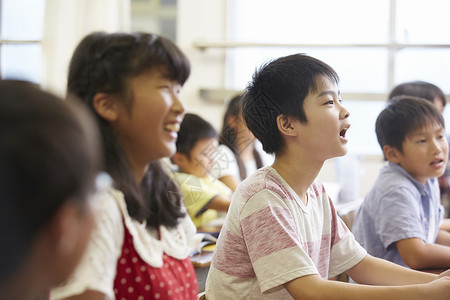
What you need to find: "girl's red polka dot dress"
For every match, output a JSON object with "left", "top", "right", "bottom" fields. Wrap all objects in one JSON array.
[{"left": 113, "top": 222, "right": 198, "bottom": 300}]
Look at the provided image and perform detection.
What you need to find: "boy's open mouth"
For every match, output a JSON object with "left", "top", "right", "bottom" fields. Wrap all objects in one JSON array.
[{"left": 340, "top": 128, "right": 348, "bottom": 138}]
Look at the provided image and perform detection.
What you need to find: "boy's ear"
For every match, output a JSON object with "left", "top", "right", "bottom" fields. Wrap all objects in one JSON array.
[
  {"left": 92, "top": 92, "right": 120, "bottom": 122},
  {"left": 276, "top": 114, "right": 297, "bottom": 137},
  {"left": 172, "top": 152, "right": 187, "bottom": 167},
  {"left": 383, "top": 145, "right": 401, "bottom": 163}
]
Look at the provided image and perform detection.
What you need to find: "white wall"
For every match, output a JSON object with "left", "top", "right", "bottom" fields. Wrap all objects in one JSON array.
[{"left": 177, "top": 0, "right": 229, "bottom": 130}]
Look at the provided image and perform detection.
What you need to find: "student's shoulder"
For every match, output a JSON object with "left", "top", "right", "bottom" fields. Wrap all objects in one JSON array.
[
  {"left": 237, "top": 166, "right": 295, "bottom": 201},
  {"left": 364, "top": 164, "right": 420, "bottom": 206},
  {"left": 172, "top": 171, "right": 201, "bottom": 186},
  {"left": 204, "top": 174, "right": 233, "bottom": 196},
  {"left": 374, "top": 163, "right": 418, "bottom": 192},
  {"left": 309, "top": 179, "right": 327, "bottom": 197}
]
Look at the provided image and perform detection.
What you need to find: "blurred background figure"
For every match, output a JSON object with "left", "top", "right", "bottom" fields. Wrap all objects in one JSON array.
[
  {"left": 388, "top": 81, "right": 446, "bottom": 113},
  {"left": 0, "top": 80, "right": 100, "bottom": 300},
  {"left": 211, "top": 94, "right": 274, "bottom": 191},
  {"left": 388, "top": 81, "right": 450, "bottom": 218},
  {"left": 172, "top": 113, "right": 232, "bottom": 230}
]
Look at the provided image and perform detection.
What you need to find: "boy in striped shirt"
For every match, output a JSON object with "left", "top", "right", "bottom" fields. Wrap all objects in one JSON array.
[{"left": 205, "top": 53, "right": 450, "bottom": 299}]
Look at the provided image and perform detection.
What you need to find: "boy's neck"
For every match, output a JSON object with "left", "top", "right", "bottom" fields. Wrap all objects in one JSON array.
[{"left": 272, "top": 152, "right": 323, "bottom": 204}]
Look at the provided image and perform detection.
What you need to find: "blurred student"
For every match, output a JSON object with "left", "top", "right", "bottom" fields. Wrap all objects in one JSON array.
[
  {"left": 389, "top": 81, "right": 446, "bottom": 113},
  {"left": 172, "top": 113, "right": 232, "bottom": 229},
  {"left": 211, "top": 94, "right": 274, "bottom": 191},
  {"left": 0, "top": 80, "right": 99, "bottom": 300},
  {"left": 388, "top": 81, "right": 450, "bottom": 221},
  {"left": 206, "top": 54, "right": 450, "bottom": 300},
  {"left": 51, "top": 32, "right": 199, "bottom": 300},
  {"left": 353, "top": 96, "right": 450, "bottom": 270}
]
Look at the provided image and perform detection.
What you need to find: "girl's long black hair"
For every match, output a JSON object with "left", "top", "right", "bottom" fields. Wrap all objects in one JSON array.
[{"left": 67, "top": 32, "right": 190, "bottom": 228}]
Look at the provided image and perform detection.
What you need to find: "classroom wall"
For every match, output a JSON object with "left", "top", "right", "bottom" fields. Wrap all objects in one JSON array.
[{"left": 176, "top": 0, "right": 228, "bottom": 130}]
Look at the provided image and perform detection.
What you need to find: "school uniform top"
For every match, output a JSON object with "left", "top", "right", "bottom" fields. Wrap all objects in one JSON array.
[
  {"left": 172, "top": 172, "right": 232, "bottom": 228},
  {"left": 352, "top": 162, "right": 444, "bottom": 267},
  {"left": 205, "top": 166, "right": 366, "bottom": 299},
  {"left": 50, "top": 187, "right": 198, "bottom": 300}
]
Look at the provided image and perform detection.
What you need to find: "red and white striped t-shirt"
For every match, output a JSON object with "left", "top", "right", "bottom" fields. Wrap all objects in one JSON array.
[{"left": 206, "top": 166, "right": 366, "bottom": 299}]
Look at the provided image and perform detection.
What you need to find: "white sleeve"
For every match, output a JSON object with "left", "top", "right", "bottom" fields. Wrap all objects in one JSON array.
[
  {"left": 209, "top": 144, "right": 240, "bottom": 180},
  {"left": 50, "top": 190, "right": 124, "bottom": 300}
]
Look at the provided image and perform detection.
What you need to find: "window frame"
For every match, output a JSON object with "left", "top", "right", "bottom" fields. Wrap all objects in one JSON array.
[{"left": 0, "top": 0, "right": 43, "bottom": 82}]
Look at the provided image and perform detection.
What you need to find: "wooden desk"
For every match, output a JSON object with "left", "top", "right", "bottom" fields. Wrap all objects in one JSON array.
[
  {"left": 197, "top": 225, "right": 222, "bottom": 236},
  {"left": 191, "top": 251, "right": 213, "bottom": 268}
]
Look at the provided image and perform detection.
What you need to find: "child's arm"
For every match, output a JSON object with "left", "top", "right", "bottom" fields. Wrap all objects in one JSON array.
[
  {"left": 436, "top": 229, "right": 450, "bottom": 246},
  {"left": 218, "top": 174, "right": 239, "bottom": 192},
  {"left": 284, "top": 254, "right": 450, "bottom": 300},
  {"left": 206, "top": 195, "right": 231, "bottom": 212},
  {"left": 396, "top": 238, "right": 450, "bottom": 269},
  {"left": 439, "top": 218, "right": 450, "bottom": 233},
  {"left": 284, "top": 273, "right": 450, "bottom": 300},
  {"left": 347, "top": 254, "right": 437, "bottom": 285}
]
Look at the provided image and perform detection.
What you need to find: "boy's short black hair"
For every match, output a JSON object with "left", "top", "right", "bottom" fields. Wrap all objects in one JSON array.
[
  {"left": 388, "top": 80, "right": 446, "bottom": 108},
  {"left": 242, "top": 53, "right": 339, "bottom": 154},
  {"left": 176, "top": 113, "right": 218, "bottom": 159},
  {"left": 376, "top": 95, "right": 445, "bottom": 154}
]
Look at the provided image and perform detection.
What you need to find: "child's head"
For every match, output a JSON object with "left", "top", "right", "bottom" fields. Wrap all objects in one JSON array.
[
  {"left": 242, "top": 53, "right": 340, "bottom": 155},
  {"left": 174, "top": 113, "right": 218, "bottom": 177},
  {"left": 67, "top": 32, "right": 190, "bottom": 229},
  {"left": 220, "top": 94, "right": 255, "bottom": 150},
  {"left": 0, "top": 80, "right": 100, "bottom": 295},
  {"left": 388, "top": 81, "right": 446, "bottom": 113},
  {"left": 68, "top": 31, "right": 190, "bottom": 105},
  {"left": 376, "top": 96, "right": 448, "bottom": 183},
  {"left": 220, "top": 94, "right": 262, "bottom": 180},
  {"left": 220, "top": 94, "right": 244, "bottom": 143},
  {"left": 68, "top": 31, "right": 190, "bottom": 164}
]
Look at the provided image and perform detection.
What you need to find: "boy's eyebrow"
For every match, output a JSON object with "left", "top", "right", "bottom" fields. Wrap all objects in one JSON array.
[
  {"left": 317, "top": 90, "right": 340, "bottom": 98},
  {"left": 410, "top": 127, "right": 445, "bottom": 136}
]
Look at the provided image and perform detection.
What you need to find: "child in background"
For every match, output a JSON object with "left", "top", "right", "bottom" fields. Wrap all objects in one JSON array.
[
  {"left": 206, "top": 54, "right": 450, "bottom": 300},
  {"left": 389, "top": 81, "right": 446, "bottom": 113},
  {"left": 388, "top": 80, "right": 450, "bottom": 219},
  {"left": 172, "top": 113, "right": 232, "bottom": 229},
  {"left": 0, "top": 80, "right": 99, "bottom": 300},
  {"left": 211, "top": 94, "right": 274, "bottom": 191},
  {"left": 51, "top": 32, "right": 199, "bottom": 300},
  {"left": 352, "top": 96, "right": 450, "bottom": 270}
]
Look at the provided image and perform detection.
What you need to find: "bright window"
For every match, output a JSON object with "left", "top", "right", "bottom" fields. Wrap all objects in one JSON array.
[
  {"left": 225, "top": 0, "right": 450, "bottom": 156},
  {"left": 0, "top": 0, "right": 45, "bottom": 83}
]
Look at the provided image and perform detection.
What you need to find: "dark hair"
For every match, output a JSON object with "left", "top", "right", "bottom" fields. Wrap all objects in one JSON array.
[
  {"left": 388, "top": 81, "right": 446, "bottom": 108},
  {"left": 176, "top": 113, "right": 218, "bottom": 158},
  {"left": 67, "top": 32, "right": 190, "bottom": 228},
  {"left": 376, "top": 96, "right": 445, "bottom": 154},
  {"left": 243, "top": 53, "right": 339, "bottom": 154},
  {"left": 0, "top": 80, "right": 100, "bottom": 281},
  {"left": 219, "top": 94, "right": 263, "bottom": 180}
]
